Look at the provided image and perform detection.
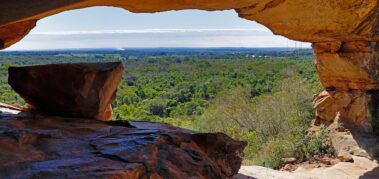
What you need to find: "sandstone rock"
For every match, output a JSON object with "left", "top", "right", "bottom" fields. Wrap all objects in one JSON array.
[
  {"left": 283, "top": 157, "right": 297, "bottom": 165},
  {"left": 314, "top": 42, "right": 378, "bottom": 91},
  {"left": 0, "top": 20, "right": 36, "bottom": 49},
  {"left": 238, "top": 156, "right": 379, "bottom": 179},
  {"left": 330, "top": 159, "right": 340, "bottom": 165},
  {"left": 281, "top": 164, "right": 296, "bottom": 171},
  {"left": 313, "top": 90, "right": 372, "bottom": 132},
  {"left": 337, "top": 155, "right": 354, "bottom": 163},
  {"left": 236, "top": 0, "right": 377, "bottom": 42},
  {"left": 312, "top": 40, "right": 379, "bottom": 138},
  {"left": 320, "top": 158, "right": 332, "bottom": 165},
  {"left": 312, "top": 89, "right": 379, "bottom": 161},
  {"left": 0, "top": 107, "right": 246, "bottom": 178},
  {"left": 8, "top": 62, "right": 124, "bottom": 121}
]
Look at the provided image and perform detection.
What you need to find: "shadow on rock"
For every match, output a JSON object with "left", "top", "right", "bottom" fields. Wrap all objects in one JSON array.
[
  {"left": 233, "top": 173, "right": 257, "bottom": 179},
  {"left": 360, "top": 166, "right": 379, "bottom": 179}
]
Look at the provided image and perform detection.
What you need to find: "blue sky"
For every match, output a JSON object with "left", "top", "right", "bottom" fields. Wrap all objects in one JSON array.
[{"left": 8, "top": 7, "right": 309, "bottom": 50}]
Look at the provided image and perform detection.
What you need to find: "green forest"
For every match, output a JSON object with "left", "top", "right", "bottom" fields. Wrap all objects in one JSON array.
[{"left": 0, "top": 48, "right": 332, "bottom": 168}]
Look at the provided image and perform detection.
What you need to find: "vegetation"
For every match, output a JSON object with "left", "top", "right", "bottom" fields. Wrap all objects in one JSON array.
[
  {"left": 301, "top": 127, "right": 335, "bottom": 160},
  {"left": 0, "top": 48, "right": 328, "bottom": 168},
  {"left": 194, "top": 76, "right": 318, "bottom": 167}
]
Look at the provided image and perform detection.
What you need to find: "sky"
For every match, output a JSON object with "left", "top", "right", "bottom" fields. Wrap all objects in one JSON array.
[{"left": 7, "top": 7, "right": 310, "bottom": 50}]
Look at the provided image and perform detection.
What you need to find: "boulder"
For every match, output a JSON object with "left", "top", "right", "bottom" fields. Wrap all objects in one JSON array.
[
  {"left": 8, "top": 62, "right": 124, "bottom": 121},
  {"left": 0, "top": 106, "right": 246, "bottom": 178},
  {"left": 313, "top": 90, "right": 372, "bottom": 132}
]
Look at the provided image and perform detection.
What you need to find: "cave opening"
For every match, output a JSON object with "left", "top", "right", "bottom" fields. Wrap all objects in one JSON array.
[
  {"left": 1, "top": 1, "right": 379, "bottom": 178},
  {"left": 0, "top": 5, "right": 318, "bottom": 172}
]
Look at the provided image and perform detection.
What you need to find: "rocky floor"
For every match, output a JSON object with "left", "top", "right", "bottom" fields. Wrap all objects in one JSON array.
[
  {"left": 0, "top": 104, "right": 246, "bottom": 178},
  {"left": 236, "top": 156, "right": 379, "bottom": 179}
]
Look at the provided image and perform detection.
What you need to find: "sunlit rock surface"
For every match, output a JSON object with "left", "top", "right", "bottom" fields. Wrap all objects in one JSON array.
[
  {"left": 312, "top": 40, "right": 379, "bottom": 135},
  {"left": 312, "top": 88, "right": 379, "bottom": 161},
  {"left": 313, "top": 90, "right": 372, "bottom": 133},
  {"left": 0, "top": 106, "right": 246, "bottom": 178},
  {"left": 8, "top": 62, "right": 124, "bottom": 121},
  {"left": 236, "top": 156, "right": 378, "bottom": 179}
]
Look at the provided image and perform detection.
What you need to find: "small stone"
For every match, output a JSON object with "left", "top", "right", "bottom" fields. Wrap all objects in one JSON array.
[
  {"left": 337, "top": 155, "right": 354, "bottom": 163},
  {"left": 321, "top": 158, "right": 332, "bottom": 165},
  {"left": 283, "top": 157, "right": 297, "bottom": 164},
  {"left": 281, "top": 164, "right": 297, "bottom": 171},
  {"left": 330, "top": 159, "right": 340, "bottom": 165}
]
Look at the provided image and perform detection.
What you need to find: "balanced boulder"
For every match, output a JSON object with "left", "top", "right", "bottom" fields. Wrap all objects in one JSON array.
[{"left": 8, "top": 62, "right": 124, "bottom": 121}]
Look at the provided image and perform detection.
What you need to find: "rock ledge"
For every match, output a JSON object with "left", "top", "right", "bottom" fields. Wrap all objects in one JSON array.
[{"left": 0, "top": 106, "right": 246, "bottom": 178}]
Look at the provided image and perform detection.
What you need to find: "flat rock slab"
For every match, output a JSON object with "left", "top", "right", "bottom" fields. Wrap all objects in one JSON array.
[
  {"left": 8, "top": 62, "right": 124, "bottom": 121},
  {"left": 0, "top": 106, "right": 246, "bottom": 178}
]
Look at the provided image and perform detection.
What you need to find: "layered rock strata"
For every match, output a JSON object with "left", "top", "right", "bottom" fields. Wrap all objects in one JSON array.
[
  {"left": 312, "top": 41, "right": 379, "bottom": 133},
  {"left": 8, "top": 62, "right": 124, "bottom": 121},
  {"left": 312, "top": 41, "right": 379, "bottom": 160},
  {"left": 0, "top": 106, "right": 246, "bottom": 178}
]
